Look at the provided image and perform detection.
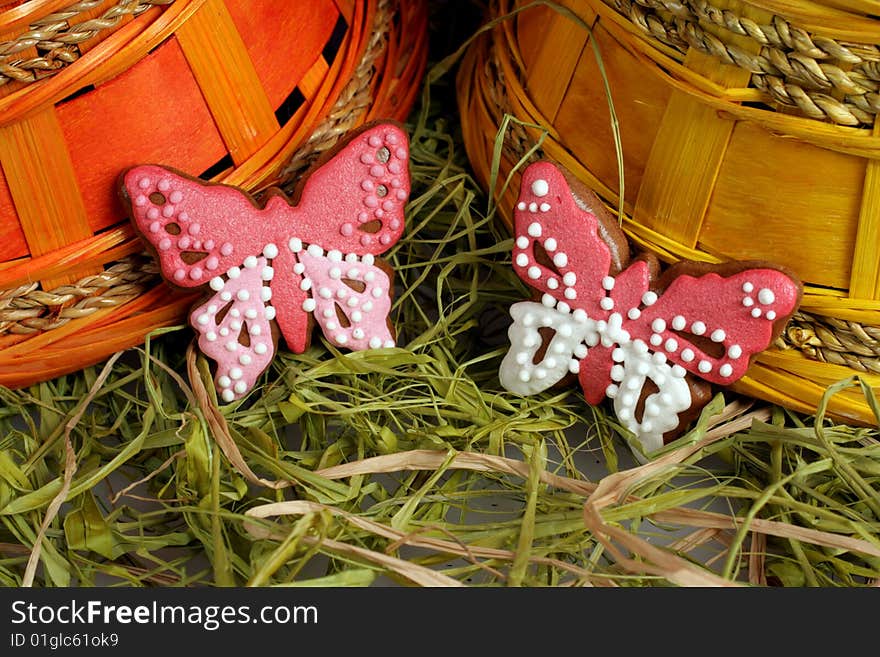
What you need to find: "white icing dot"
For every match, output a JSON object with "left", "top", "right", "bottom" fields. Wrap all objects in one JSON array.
[
  {"left": 553, "top": 252, "right": 568, "bottom": 268},
  {"left": 249, "top": 325, "right": 261, "bottom": 336},
  {"left": 602, "top": 276, "right": 615, "bottom": 291},
  {"left": 225, "top": 341, "right": 237, "bottom": 352},
  {"left": 362, "top": 301, "right": 374, "bottom": 312},
  {"left": 612, "top": 348, "right": 625, "bottom": 362},
  {"left": 515, "top": 352, "right": 528, "bottom": 365},
  {"left": 527, "top": 266, "right": 541, "bottom": 280},
  {"left": 383, "top": 340, "right": 395, "bottom": 348},
  {"left": 239, "top": 354, "right": 252, "bottom": 366},
  {"left": 742, "top": 282, "right": 754, "bottom": 293},
  {"left": 329, "top": 267, "right": 342, "bottom": 280},
  {"left": 652, "top": 352, "right": 667, "bottom": 365},
  {"left": 371, "top": 287, "right": 384, "bottom": 298},
  {"left": 265, "top": 307, "right": 276, "bottom": 321},
  {"left": 527, "top": 222, "right": 542, "bottom": 238},
  {"left": 210, "top": 277, "right": 224, "bottom": 291},
  {"left": 228, "top": 308, "right": 239, "bottom": 318},
  {"left": 261, "top": 287, "right": 272, "bottom": 302},
  {"left": 234, "top": 381, "right": 247, "bottom": 395},
  {"left": 758, "top": 288, "right": 775, "bottom": 305},
  {"left": 531, "top": 179, "right": 549, "bottom": 197},
  {"left": 336, "top": 334, "right": 348, "bottom": 345},
  {"left": 642, "top": 291, "right": 658, "bottom": 306},
  {"left": 222, "top": 389, "right": 235, "bottom": 402},
  {"left": 728, "top": 344, "right": 742, "bottom": 359},
  {"left": 326, "top": 322, "right": 338, "bottom": 331},
  {"left": 541, "top": 294, "right": 556, "bottom": 308},
  {"left": 244, "top": 255, "right": 258, "bottom": 269},
  {"left": 672, "top": 315, "right": 686, "bottom": 331},
  {"left": 627, "top": 308, "right": 641, "bottom": 320},
  {"left": 650, "top": 333, "right": 663, "bottom": 346},
  {"left": 300, "top": 278, "right": 312, "bottom": 291},
  {"left": 219, "top": 328, "right": 229, "bottom": 336},
  {"left": 293, "top": 263, "right": 305, "bottom": 275},
  {"left": 302, "top": 299, "right": 317, "bottom": 312},
  {"left": 564, "top": 288, "right": 577, "bottom": 300},
  {"left": 600, "top": 297, "right": 614, "bottom": 311},
  {"left": 328, "top": 250, "right": 343, "bottom": 263},
  {"left": 218, "top": 376, "right": 231, "bottom": 389},
  {"left": 227, "top": 266, "right": 241, "bottom": 279},
  {"left": 351, "top": 311, "right": 363, "bottom": 323},
  {"left": 652, "top": 318, "right": 666, "bottom": 333},
  {"left": 516, "top": 236, "right": 529, "bottom": 249},
  {"left": 196, "top": 314, "right": 209, "bottom": 325},
  {"left": 540, "top": 203, "right": 551, "bottom": 212},
  {"left": 633, "top": 339, "right": 648, "bottom": 354},
  {"left": 289, "top": 238, "right": 303, "bottom": 252},
  {"left": 352, "top": 328, "right": 365, "bottom": 339},
  {"left": 665, "top": 338, "right": 678, "bottom": 353},
  {"left": 698, "top": 360, "right": 712, "bottom": 373},
  {"left": 558, "top": 324, "right": 573, "bottom": 338},
  {"left": 230, "top": 320, "right": 242, "bottom": 331},
  {"left": 322, "top": 308, "right": 335, "bottom": 318},
  {"left": 515, "top": 253, "right": 529, "bottom": 267},
  {"left": 206, "top": 332, "right": 217, "bottom": 342},
  {"left": 220, "top": 291, "right": 232, "bottom": 302},
  {"left": 543, "top": 238, "right": 557, "bottom": 252},
  {"left": 743, "top": 297, "right": 754, "bottom": 307},
  {"left": 610, "top": 365, "right": 625, "bottom": 381},
  {"left": 766, "top": 310, "right": 777, "bottom": 321},
  {"left": 568, "top": 360, "right": 580, "bottom": 374},
  {"left": 563, "top": 272, "right": 577, "bottom": 286},
  {"left": 517, "top": 202, "right": 526, "bottom": 211},
  {"left": 307, "top": 244, "right": 324, "bottom": 257},
  {"left": 572, "top": 309, "right": 588, "bottom": 323},
  {"left": 319, "top": 287, "right": 332, "bottom": 299},
  {"left": 529, "top": 202, "right": 538, "bottom": 213},
  {"left": 672, "top": 365, "right": 687, "bottom": 378},
  {"left": 261, "top": 267, "right": 274, "bottom": 281},
  {"left": 230, "top": 367, "right": 243, "bottom": 380},
  {"left": 751, "top": 308, "right": 762, "bottom": 318},
  {"left": 719, "top": 363, "right": 733, "bottom": 378},
  {"left": 362, "top": 254, "right": 375, "bottom": 266},
  {"left": 263, "top": 243, "right": 278, "bottom": 259},
  {"left": 254, "top": 343, "right": 268, "bottom": 355},
  {"left": 680, "top": 348, "right": 694, "bottom": 362},
  {"left": 369, "top": 337, "right": 383, "bottom": 349},
  {"left": 574, "top": 344, "right": 588, "bottom": 359},
  {"left": 711, "top": 329, "right": 726, "bottom": 342},
  {"left": 519, "top": 370, "right": 530, "bottom": 383},
  {"left": 557, "top": 302, "right": 571, "bottom": 314},
  {"left": 606, "top": 384, "right": 619, "bottom": 398},
  {"left": 237, "top": 289, "right": 250, "bottom": 301},
  {"left": 691, "top": 321, "right": 706, "bottom": 336}
]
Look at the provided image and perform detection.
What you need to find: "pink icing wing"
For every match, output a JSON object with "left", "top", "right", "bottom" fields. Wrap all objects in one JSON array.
[
  {"left": 631, "top": 268, "right": 801, "bottom": 384},
  {"left": 511, "top": 162, "right": 612, "bottom": 316},
  {"left": 298, "top": 249, "right": 395, "bottom": 350},
  {"left": 189, "top": 256, "right": 277, "bottom": 401},
  {"left": 284, "top": 123, "right": 410, "bottom": 256},
  {"left": 123, "top": 165, "right": 269, "bottom": 288}
]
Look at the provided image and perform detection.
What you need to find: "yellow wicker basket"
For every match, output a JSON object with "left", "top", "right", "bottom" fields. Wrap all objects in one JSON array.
[
  {"left": 0, "top": 0, "right": 427, "bottom": 387},
  {"left": 457, "top": 0, "right": 880, "bottom": 426}
]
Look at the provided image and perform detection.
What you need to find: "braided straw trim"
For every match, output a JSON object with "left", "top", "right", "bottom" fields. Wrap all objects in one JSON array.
[
  {"left": 0, "top": 0, "right": 174, "bottom": 86},
  {"left": 0, "top": 0, "right": 397, "bottom": 338},
  {"left": 782, "top": 312, "right": 880, "bottom": 375},
  {"left": 608, "top": 0, "right": 880, "bottom": 126}
]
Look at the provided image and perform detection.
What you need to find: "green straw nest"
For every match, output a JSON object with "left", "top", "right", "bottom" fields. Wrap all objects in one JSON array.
[{"left": 2, "top": 29, "right": 880, "bottom": 587}]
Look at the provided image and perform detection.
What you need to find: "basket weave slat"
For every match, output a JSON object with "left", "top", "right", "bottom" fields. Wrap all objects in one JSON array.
[
  {"left": 457, "top": 0, "right": 880, "bottom": 426},
  {"left": 174, "top": 0, "right": 277, "bottom": 164},
  {"left": 0, "top": 107, "right": 93, "bottom": 288}
]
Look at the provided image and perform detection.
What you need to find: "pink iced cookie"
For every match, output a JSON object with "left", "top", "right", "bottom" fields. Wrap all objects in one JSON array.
[
  {"left": 499, "top": 161, "right": 802, "bottom": 454},
  {"left": 121, "top": 122, "right": 411, "bottom": 402}
]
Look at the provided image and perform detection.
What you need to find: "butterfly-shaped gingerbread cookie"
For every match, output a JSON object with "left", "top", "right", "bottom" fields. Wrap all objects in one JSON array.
[
  {"left": 499, "top": 161, "right": 802, "bottom": 455},
  {"left": 120, "top": 123, "right": 410, "bottom": 402}
]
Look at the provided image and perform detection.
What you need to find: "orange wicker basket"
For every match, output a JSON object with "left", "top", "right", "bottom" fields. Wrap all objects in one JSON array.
[
  {"left": 0, "top": 0, "right": 427, "bottom": 387},
  {"left": 457, "top": 0, "right": 880, "bottom": 426}
]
